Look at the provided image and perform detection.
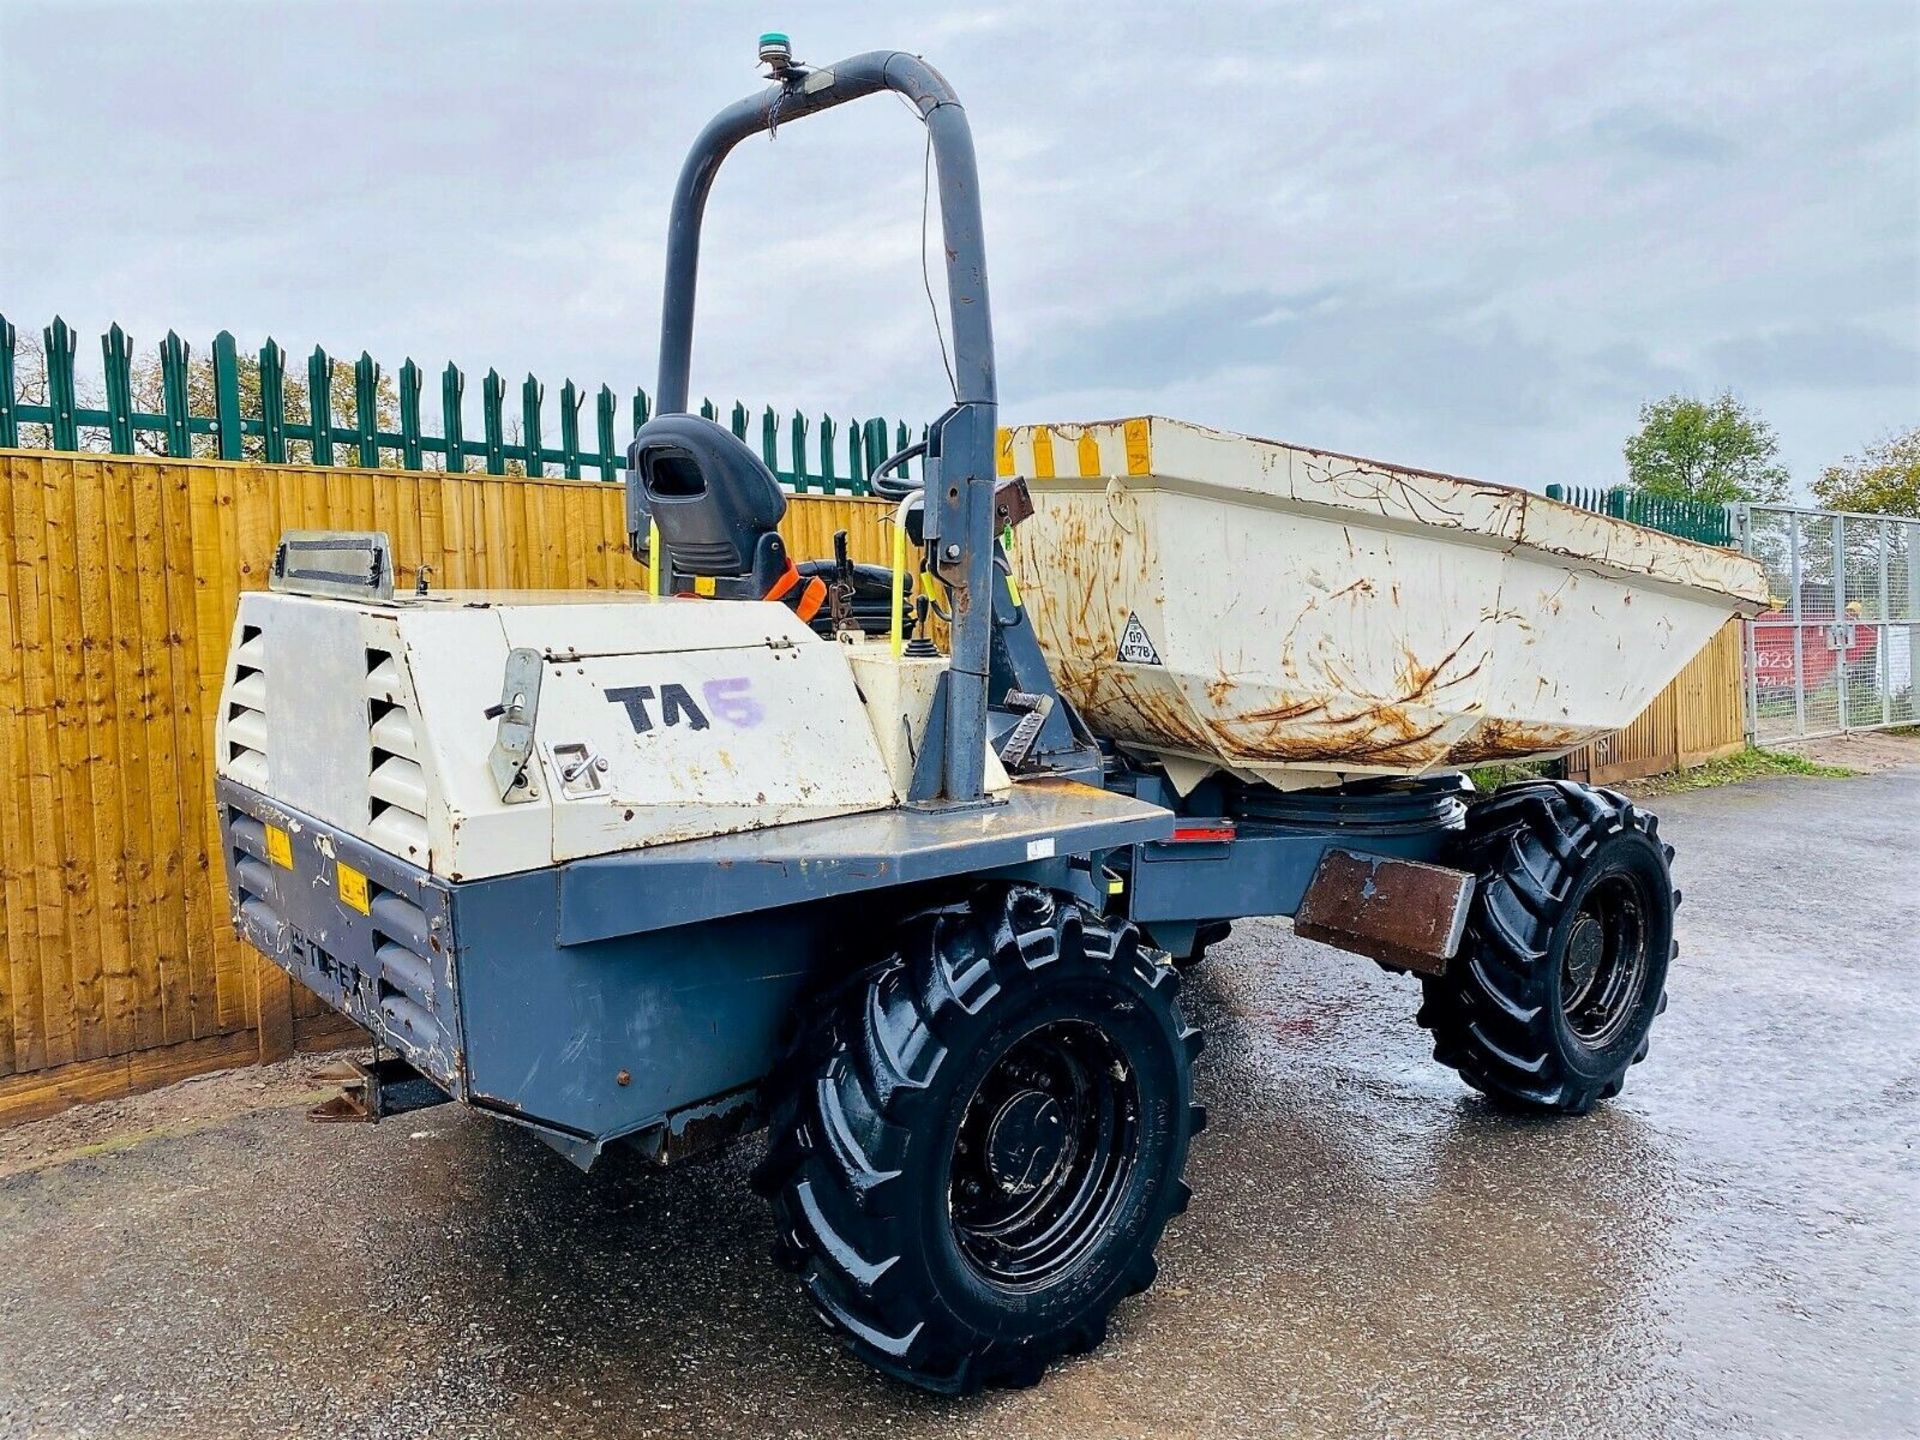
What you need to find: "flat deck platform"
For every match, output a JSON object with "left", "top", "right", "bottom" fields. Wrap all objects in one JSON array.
[{"left": 557, "top": 777, "right": 1173, "bottom": 942}]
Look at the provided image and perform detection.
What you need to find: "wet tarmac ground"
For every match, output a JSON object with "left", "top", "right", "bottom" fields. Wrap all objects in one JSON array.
[{"left": 2, "top": 768, "right": 1916, "bottom": 1438}]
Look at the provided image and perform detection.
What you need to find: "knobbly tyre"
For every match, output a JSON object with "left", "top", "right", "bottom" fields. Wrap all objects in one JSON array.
[{"left": 213, "top": 36, "right": 1768, "bottom": 1393}]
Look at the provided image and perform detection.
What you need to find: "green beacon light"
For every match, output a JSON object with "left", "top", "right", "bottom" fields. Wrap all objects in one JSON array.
[{"left": 758, "top": 32, "right": 793, "bottom": 75}]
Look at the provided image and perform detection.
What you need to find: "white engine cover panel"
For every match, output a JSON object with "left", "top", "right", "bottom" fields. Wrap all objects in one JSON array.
[
  {"left": 538, "top": 639, "right": 896, "bottom": 864},
  {"left": 216, "top": 590, "right": 908, "bottom": 882}
]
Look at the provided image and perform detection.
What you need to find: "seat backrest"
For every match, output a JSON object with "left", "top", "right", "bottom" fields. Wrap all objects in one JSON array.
[{"left": 628, "top": 414, "right": 787, "bottom": 577}]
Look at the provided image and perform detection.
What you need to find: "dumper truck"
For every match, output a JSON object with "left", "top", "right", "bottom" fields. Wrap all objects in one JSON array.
[{"left": 213, "top": 39, "right": 1769, "bottom": 1393}]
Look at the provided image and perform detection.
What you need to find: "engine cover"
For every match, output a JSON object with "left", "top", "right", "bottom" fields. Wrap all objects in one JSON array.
[{"left": 213, "top": 589, "right": 937, "bottom": 881}]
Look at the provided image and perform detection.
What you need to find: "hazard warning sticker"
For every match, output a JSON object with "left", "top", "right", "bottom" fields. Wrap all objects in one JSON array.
[{"left": 1117, "top": 612, "right": 1162, "bottom": 665}]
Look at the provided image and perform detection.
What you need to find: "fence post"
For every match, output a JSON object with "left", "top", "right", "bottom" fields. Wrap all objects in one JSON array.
[
  {"left": 0, "top": 314, "right": 15, "bottom": 447},
  {"left": 862, "top": 417, "right": 889, "bottom": 492},
  {"left": 1789, "top": 513, "right": 1806, "bottom": 736},
  {"left": 307, "top": 346, "right": 334, "bottom": 465},
  {"left": 761, "top": 406, "right": 778, "bottom": 472},
  {"left": 45, "top": 317, "right": 80, "bottom": 452},
  {"left": 1833, "top": 514, "right": 1848, "bottom": 731},
  {"left": 441, "top": 363, "right": 466, "bottom": 473},
  {"left": 260, "top": 340, "right": 288, "bottom": 463},
  {"left": 482, "top": 370, "right": 507, "bottom": 474},
  {"left": 1878, "top": 521, "right": 1892, "bottom": 726},
  {"left": 353, "top": 352, "right": 380, "bottom": 468},
  {"left": 522, "top": 374, "right": 544, "bottom": 478},
  {"left": 1744, "top": 608, "right": 1759, "bottom": 744},
  {"left": 398, "top": 359, "right": 424, "bottom": 470},
  {"left": 103, "top": 324, "right": 136, "bottom": 454},
  {"left": 560, "top": 379, "right": 582, "bottom": 479},
  {"left": 790, "top": 412, "right": 809, "bottom": 492},
  {"left": 596, "top": 384, "right": 618, "bottom": 480},
  {"left": 213, "top": 331, "right": 244, "bottom": 461},
  {"left": 159, "top": 331, "right": 192, "bottom": 457}
]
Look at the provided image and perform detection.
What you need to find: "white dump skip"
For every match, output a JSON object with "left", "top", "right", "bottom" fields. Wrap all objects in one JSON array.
[{"left": 1004, "top": 417, "right": 1767, "bottom": 788}]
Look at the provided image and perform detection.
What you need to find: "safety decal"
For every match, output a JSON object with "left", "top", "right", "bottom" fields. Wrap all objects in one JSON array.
[
  {"left": 336, "top": 862, "right": 370, "bottom": 915},
  {"left": 1117, "top": 612, "right": 1161, "bottom": 666}
]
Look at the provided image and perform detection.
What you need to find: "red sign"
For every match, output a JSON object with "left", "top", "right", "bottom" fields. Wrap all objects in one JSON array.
[{"left": 1750, "top": 616, "right": 1878, "bottom": 691}]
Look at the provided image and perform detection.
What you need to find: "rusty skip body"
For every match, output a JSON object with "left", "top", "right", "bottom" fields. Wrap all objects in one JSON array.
[
  {"left": 1293, "top": 849, "right": 1476, "bottom": 976},
  {"left": 1005, "top": 416, "right": 1768, "bottom": 790}
]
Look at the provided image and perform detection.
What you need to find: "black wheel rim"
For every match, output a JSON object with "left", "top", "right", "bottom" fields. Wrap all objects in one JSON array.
[
  {"left": 948, "top": 1020, "right": 1139, "bottom": 1291},
  {"left": 1560, "top": 871, "right": 1652, "bottom": 1049}
]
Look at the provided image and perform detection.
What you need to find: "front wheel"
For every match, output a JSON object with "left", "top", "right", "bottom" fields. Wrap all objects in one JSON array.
[
  {"left": 751, "top": 885, "right": 1204, "bottom": 1393},
  {"left": 1419, "top": 780, "right": 1675, "bottom": 1114}
]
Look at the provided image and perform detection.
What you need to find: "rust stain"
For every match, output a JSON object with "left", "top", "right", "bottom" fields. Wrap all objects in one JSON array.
[
  {"left": 1207, "top": 699, "right": 1451, "bottom": 767},
  {"left": 1232, "top": 696, "right": 1330, "bottom": 726},
  {"left": 1018, "top": 487, "right": 1589, "bottom": 776},
  {"left": 1445, "top": 717, "right": 1589, "bottom": 764},
  {"left": 1395, "top": 634, "right": 1485, "bottom": 703}
]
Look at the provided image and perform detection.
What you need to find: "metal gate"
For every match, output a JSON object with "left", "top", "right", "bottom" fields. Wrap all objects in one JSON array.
[{"left": 1735, "top": 504, "right": 1920, "bottom": 742}]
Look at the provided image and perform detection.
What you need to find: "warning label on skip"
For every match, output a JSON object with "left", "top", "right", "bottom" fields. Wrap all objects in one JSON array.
[{"left": 1117, "top": 612, "right": 1162, "bottom": 665}]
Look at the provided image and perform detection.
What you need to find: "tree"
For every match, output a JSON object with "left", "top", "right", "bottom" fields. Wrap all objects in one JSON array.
[
  {"left": 124, "top": 346, "right": 401, "bottom": 466},
  {"left": 1811, "top": 426, "right": 1920, "bottom": 518},
  {"left": 9, "top": 330, "right": 401, "bottom": 465},
  {"left": 1623, "top": 391, "right": 1790, "bottom": 504}
]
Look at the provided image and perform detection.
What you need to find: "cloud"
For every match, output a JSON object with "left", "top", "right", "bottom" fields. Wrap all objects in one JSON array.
[
  {"left": 1708, "top": 324, "right": 1920, "bottom": 390},
  {"left": 1012, "top": 282, "right": 1566, "bottom": 430},
  {"left": 0, "top": 0, "right": 1913, "bottom": 497},
  {"left": 1589, "top": 105, "right": 1739, "bottom": 165}
]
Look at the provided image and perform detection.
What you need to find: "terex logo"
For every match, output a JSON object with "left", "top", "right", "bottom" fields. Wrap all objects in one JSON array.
[{"left": 607, "top": 677, "right": 762, "bottom": 733}]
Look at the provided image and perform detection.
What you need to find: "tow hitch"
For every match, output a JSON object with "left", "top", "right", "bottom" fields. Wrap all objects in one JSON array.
[{"left": 309, "top": 1049, "right": 453, "bottom": 1124}]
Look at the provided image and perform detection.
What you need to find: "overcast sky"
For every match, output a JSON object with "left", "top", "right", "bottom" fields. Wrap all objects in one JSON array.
[{"left": 2, "top": 1, "right": 1914, "bottom": 494}]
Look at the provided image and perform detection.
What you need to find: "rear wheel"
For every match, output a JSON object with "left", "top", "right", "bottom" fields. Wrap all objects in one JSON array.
[
  {"left": 1418, "top": 779, "right": 1675, "bottom": 1114},
  {"left": 752, "top": 885, "right": 1204, "bottom": 1393}
]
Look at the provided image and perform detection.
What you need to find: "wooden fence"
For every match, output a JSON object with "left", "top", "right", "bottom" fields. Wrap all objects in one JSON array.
[
  {"left": 0, "top": 449, "right": 1746, "bottom": 1124},
  {"left": 1561, "top": 618, "right": 1746, "bottom": 783}
]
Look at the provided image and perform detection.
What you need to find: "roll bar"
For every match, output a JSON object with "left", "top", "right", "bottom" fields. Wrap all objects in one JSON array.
[{"left": 648, "top": 48, "right": 1000, "bottom": 805}]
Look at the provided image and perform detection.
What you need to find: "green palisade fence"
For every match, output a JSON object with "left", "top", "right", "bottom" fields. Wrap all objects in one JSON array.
[
  {"left": 0, "top": 315, "right": 916, "bottom": 496},
  {"left": 1544, "top": 482, "right": 1735, "bottom": 547}
]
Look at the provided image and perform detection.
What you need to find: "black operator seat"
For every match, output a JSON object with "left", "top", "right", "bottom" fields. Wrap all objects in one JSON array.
[{"left": 627, "top": 413, "right": 824, "bottom": 617}]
